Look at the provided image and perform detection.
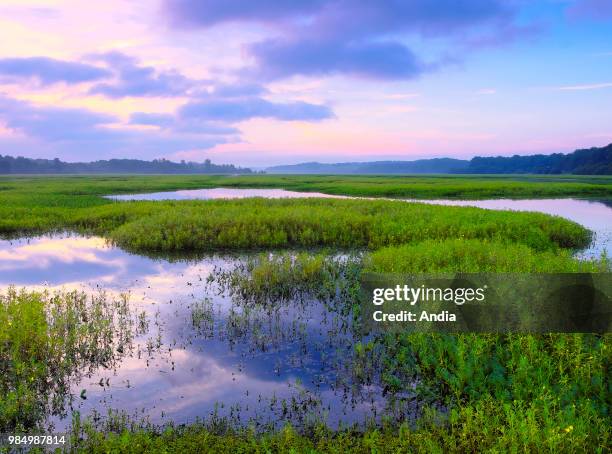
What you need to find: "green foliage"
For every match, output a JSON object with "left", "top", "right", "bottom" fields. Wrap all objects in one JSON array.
[
  {"left": 366, "top": 238, "right": 608, "bottom": 273},
  {"left": 366, "top": 333, "right": 611, "bottom": 453},
  {"left": 107, "top": 199, "right": 589, "bottom": 253},
  {"left": 67, "top": 400, "right": 610, "bottom": 453},
  {"left": 0, "top": 176, "right": 596, "bottom": 253},
  {"left": 0, "top": 289, "right": 134, "bottom": 432},
  {"left": 212, "top": 252, "right": 361, "bottom": 304}
]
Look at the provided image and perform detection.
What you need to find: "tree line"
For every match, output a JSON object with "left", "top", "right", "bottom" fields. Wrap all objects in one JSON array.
[
  {"left": 1, "top": 143, "right": 609, "bottom": 175},
  {"left": 0, "top": 156, "right": 253, "bottom": 174},
  {"left": 461, "top": 144, "right": 611, "bottom": 175}
]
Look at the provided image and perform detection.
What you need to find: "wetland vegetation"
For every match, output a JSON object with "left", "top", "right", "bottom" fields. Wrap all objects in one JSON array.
[
  {"left": 0, "top": 288, "right": 137, "bottom": 432},
  {"left": 0, "top": 175, "right": 600, "bottom": 252},
  {"left": 0, "top": 174, "right": 610, "bottom": 452}
]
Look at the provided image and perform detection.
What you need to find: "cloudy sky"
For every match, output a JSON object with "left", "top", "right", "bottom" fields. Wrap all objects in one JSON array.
[{"left": 0, "top": 0, "right": 610, "bottom": 166}]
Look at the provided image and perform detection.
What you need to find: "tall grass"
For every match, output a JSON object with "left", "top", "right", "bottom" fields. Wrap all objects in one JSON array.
[
  {"left": 0, "top": 174, "right": 610, "bottom": 239},
  {"left": 106, "top": 199, "right": 590, "bottom": 253},
  {"left": 0, "top": 288, "right": 135, "bottom": 432},
  {"left": 366, "top": 238, "right": 608, "bottom": 273},
  {"left": 1, "top": 174, "right": 610, "bottom": 200},
  {"left": 68, "top": 402, "right": 610, "bottom": 453}
]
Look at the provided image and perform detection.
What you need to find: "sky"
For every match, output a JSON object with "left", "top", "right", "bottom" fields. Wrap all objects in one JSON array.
[{"left": 0, "top": 0, "right": 610, "bottom": 167}]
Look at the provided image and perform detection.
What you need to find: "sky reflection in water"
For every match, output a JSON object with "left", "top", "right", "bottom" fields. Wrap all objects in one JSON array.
[
  {"left": 107, "top": 188, "right": 347, "bottom": 201},
  {"left": 0, "top": 235, "right": 388, "bottom": 430}
]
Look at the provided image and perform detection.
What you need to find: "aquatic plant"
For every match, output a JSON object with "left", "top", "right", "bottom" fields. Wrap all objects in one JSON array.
[
  {"left": 67, "top": 400, "right": 611, "bottom": 453},
  {"left": 1, "top": 175, "right": 610, "bottom": 451},
  {"left": 211, "top": 252, "right": 361, "bottom": 307},
  {"left": 0, "top": 288, "right": 136, "bottom": 432}
]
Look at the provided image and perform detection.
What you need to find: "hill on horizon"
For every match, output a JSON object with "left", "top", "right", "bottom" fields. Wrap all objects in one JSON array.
[
  {"left": 266, "top": 144, "right": 612, "bottom": 175},
  {"left": 266, "top": 158, "right": 469, "bottom": 174}
]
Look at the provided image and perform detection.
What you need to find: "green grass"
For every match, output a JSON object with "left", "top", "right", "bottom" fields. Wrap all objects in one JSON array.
[
  {"left": 65, "top": 405, "right": 610, "bottom": 453},
  {"left": 0, "top": 288, "right": 135, "bottom": 432},
  {"left": 0, "top": 174, "right": 605, "bottom": 254},
  {"left": 0, "top": 183, "right": 594, "bottom": 254},
  {"left": 1, "top": 173, "right": 611, "bottom": 202},
  {"left": 0, "top": 174, "right": 610, "bottom": 452},
  {"left": 107, "top": 198, "right": 592, "bottom": 253},
  {"left": 211, "top": 252, "right": 361, "bottom": 305},
  {"left": 366, "top": 238, "right": 609, "bottom": 273}
]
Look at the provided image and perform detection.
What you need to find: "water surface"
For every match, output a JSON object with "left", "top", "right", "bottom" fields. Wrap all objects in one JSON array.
[
  {"left": 0, "top": 235, "right": 404, "bottom": 431},
  {"left": 107, "top": 188, "right": 347, "bottom": 201}
]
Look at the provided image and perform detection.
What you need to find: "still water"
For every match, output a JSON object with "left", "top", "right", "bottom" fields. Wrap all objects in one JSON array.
[
  {"left": 0, "top": 235, "right": 400, "bottom": 431},
  {"left": 109, "top": 189, "right": 611, "bottom": 259},
  {"left": 107, "top": 187, "right": 347, "bottom": 201}
]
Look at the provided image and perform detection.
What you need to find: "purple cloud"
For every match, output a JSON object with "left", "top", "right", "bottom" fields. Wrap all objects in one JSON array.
[
  {"left": 179, "top": 97, "right": 334, "bottom": 122},
  {"left": 0, "top": 95, "right": 116, "bottom": 141},
  {"left": 0, "top": 57, "right": 111, "bottom": 85},
  {"left": 163, "top": 0, "right": 524, "bottom": 80},
  {"left": 208, "top": 82, "right": 268, "bottom": 98},
  {"left": 163, "top": 0, "right": 326, "bottom": 27},
  {"left": 129, "top": 111, "right": 240, "bottom": 135},
  {"left": 250, "top": 39, "right": 425, "bottom": 80},
  {"left": 129, "top": 112, "right": 175, "bottom": 127},
  {"left": 88, "top": 51, "right": 196, "bottom": 98}
]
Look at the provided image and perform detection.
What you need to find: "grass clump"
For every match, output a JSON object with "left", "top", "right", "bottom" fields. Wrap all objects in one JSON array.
[
  {"left": 366, "top": 238, "right": 608, "bottom": 273},
  {"left": 0, "top": 288, "right": 134, "bottom": 432},
  {"left": 105, "top": 199, "right": 590, "bottom": 253},
  {"left": 212, "top": 252, "right": 361, "bottom": 305}
]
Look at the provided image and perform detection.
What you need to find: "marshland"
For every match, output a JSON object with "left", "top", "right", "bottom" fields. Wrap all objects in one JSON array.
[{"left": 1, "top": 174, "right": 610, "bottom": 452}]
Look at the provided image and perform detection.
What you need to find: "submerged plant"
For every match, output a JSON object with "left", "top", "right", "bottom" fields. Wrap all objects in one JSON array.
[{"left": 210, "top": 252, "right": 362, "bottom": 312}]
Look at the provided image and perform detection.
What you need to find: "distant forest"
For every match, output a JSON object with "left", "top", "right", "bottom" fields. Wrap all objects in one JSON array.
[
  {"left": 266, "top": 158, "right": 469, "bottom": 174},
  {"left": 1, "top": 144, "right": 610, "bottom": 175},
  {"left": 461, "top": 144, "right": 611, "bottom": 175},
  {"left": 0, "top": 156, "right": 252, "bottom": 174},
  {"left": 266, "top": 144, "right": 612, "bottom": 175}
]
